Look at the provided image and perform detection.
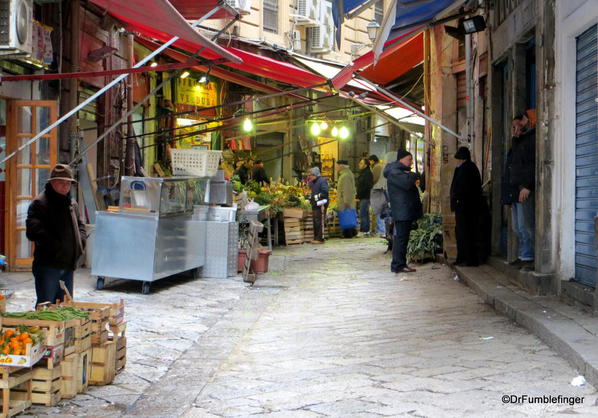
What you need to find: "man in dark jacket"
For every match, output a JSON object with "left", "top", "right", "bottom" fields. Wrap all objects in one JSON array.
[
  {"left": 384, "top": 150, "right": 423, "bottom": 273},
  {"left": 234, "top": 160, "right": 250, "bottom": 184},
  {"left": 356, "top": 158, "right": 374, "bottom": 236},
  {"left": 26, "top": 164, "right": 86, "bottom": 306},
  {"left": 450, "top": 147, "right": 482, "bottom": 266},
  {"left": 502, "top": 113, "right": 536, "bottom": 268},
  {"left": 251, "top": 160, "right": 270, "bottom": 185},
  {"left": 307, "top": 167, "right": 329, "bottom": 244}
]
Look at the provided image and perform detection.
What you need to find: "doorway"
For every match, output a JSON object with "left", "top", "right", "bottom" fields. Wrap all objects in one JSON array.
[{"left": 4, "top": 100, "right": 58, "bottom": 271}]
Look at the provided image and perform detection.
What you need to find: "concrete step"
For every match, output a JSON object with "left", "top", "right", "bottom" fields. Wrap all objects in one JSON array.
[
  {"left": 487, "top": 256, "right": 554, "bottom": 295},
  {"left": 454, "top": 263, "right": 598, "bottom": 389}
]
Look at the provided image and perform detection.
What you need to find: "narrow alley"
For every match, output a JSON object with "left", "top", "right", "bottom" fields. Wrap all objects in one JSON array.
[{"left": 3, "top": 238, "right": 596, "bottom": 417}]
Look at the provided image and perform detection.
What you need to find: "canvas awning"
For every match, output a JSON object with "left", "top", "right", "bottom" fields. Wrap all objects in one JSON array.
[
  {"left": 169, "top": 0, "right": 235, "bottom": 19},
  {"left": 89, "top": 0, "right": 242, "bottom": 64}
]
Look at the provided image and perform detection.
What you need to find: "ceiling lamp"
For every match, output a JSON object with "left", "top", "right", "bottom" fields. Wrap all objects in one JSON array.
[
  {"left": 319, "top": 121, "right": 328, "bottom": 130},
  {"left": 339, "top": 126, "right": 350, "bottom": 140},
  {"left": 310, "top": 122, "right": 321, "bottom": 136},
  {"left": 243, "top": 118, "right": 253, "bottom": 132},
  {"left": 331, "top": 126, "right": 339, "bottom": 137}
]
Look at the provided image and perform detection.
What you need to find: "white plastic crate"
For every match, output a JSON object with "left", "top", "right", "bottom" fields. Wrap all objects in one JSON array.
[{"left": 169, "top": 149, "right": 222, "bottom": 177}]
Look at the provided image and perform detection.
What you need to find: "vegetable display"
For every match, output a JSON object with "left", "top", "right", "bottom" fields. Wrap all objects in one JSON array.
[{"left": 3, "top": 307, "right": 90, "bottom": 321}]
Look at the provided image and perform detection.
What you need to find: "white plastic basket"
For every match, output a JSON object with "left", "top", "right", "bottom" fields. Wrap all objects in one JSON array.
[{"left": 169, "top": 149, "right": 222, "bottom": 177}]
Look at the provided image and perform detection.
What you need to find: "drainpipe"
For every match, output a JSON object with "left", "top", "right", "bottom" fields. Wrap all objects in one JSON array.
[
  {"left": 465, "top": 32, "right": 474, "bottom": 155},
  {"left": 69, "top": 0, "right": 81, "bottom": 195},
  {"left": 125, "top": 33, "right": 135, "bottom": 175}
]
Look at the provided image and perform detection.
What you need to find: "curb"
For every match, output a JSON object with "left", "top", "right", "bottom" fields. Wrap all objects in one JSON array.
[{"left": 454, "top": 265, "right": 598, "bottom": 388}]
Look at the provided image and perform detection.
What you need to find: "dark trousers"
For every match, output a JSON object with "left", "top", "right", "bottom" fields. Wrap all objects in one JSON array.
[
  {"left": 391, "top": 220, "right": 413, "bottom": 271},
  {"left": 32, "top": 263, "right": 74, "bottom": 306},
  {"left": 312, "top": 207, "right": 325, "bottom": 241},
  {"left": 455, "top": 209, "right": 479, "bottom": 266}
]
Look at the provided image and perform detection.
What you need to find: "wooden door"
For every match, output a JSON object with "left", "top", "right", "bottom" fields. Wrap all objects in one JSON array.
[{"left": 5, "top": 101, "right": 58, "bottom": 271}]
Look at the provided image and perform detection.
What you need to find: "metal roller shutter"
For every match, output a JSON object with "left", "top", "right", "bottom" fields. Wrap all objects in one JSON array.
[{"left": 575, "top": 24, "right": 598, "bottom": 287}]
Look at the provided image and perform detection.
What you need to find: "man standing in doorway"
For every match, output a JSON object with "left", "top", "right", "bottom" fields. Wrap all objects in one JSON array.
[
  {"left": 503, "top": 112, "right": 536, "bottom": 269},
  {"left": 26, "top": 164, "right": 86, "bottom": 306},
  {"left": 384, "top": 150, "right": 423, "bottom": 273},
  {"left": 337, "top": 160, "right": 357, "bottom": 238},
  {"left": 356, "top": 158, "right": 374, "bottom": 237},
  {"left": 307, "top": 167, "right": 329, "bottom": 244}
]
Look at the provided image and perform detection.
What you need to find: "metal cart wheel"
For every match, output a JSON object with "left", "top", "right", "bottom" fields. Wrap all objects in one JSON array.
[
  {"left": 142, "top": 281, "right": 151, "bottom": 294},
  {"left": 96, "top": 277, "right": 105, "bottom": 290}
]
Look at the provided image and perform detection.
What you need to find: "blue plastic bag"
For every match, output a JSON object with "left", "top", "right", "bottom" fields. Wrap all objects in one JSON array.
[{"left": 338, "top": 209, "right": 357, "bottom": 230}]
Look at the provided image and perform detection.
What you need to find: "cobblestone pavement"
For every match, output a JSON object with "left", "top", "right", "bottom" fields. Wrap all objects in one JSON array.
[{"left": 2, "top": 238, "right": 597, "bottom": 417}]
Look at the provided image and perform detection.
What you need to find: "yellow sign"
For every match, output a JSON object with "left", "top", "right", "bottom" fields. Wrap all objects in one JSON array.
[{"left": 177, "top": 79, "right": 217, "bottom": 108}]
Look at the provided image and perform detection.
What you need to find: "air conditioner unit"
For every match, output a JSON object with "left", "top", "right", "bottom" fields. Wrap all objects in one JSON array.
[
  {"left": 0, "top": 0, "right": 33, "bottom": 57},
  {"left": 292, "top": 29, "right": 302, "bottom": 51},
  {"left": 226, "top": 0, "right": 251, "bottom": 15},
  {"left": 309, "top": 25, "right": 327, "bottom": 52},
  {"left": 295, "top": 0, "right": 319, "bottom": 26}
]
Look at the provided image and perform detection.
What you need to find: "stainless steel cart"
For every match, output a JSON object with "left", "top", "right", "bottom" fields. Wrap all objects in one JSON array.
[{"left": 91, "top": 176, "right": 209, "bottom": 293}]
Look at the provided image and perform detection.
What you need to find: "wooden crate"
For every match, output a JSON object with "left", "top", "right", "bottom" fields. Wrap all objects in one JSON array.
[
  {"left": 0, "top": 368, "right": 32, "bottom": 417},
  {"left": 61, "top": 349, "right": 91, "bottom": 398},
  {"left": 282, "top": 208, "right": 303, "bottom": 218},
  {"left": 61, "top": 300, "right": 124, "bottom": 325},
  {"left": 13, "top": 365, "right": 61, "bottom": 407},
  {"left": 115, "top": 336, "right": 126, "bottom": 374},
  {"left": 90, "top": 341, "right": 116, "bottom": 386},
  {"left": 0, "top": 318, "right": 65, "bottom": 346},
  {"left": 284, "top": 218, "right": 303, "bottom": 245},
  {"left": 75, "top": 334, "right": 92, "bottom": 354}
]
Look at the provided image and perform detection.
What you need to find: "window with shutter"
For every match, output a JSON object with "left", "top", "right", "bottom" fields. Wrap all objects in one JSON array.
[
  {"left": 263, "top": 0, "right": 278, "bottom": 33},
  {"left": 374, "top": 1, "right": 383, "bottom": 24}
]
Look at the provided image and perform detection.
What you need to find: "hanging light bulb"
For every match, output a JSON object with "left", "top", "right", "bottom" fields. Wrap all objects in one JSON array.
[
  {"left": 310, "top": 122, "right": 321, "bottom": 136},
  {"left": 180, "top": 71, "right": 190, "bottom": 79},
  {"left": 319, "top": 121, "right": 328, "bottom": 131},
  {"left": 339, "top": 126, "right": 350, "bottom": 140},
  {"left": 331, "top": 126, "right": 339, "bottom": 137},
  {"left": 243, "top": 118, "right": 253, "bottom": 132}
]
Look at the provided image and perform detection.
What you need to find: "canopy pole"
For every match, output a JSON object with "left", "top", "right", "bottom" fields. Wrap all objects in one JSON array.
[
  {"left": 1, "top": 5, "right": 223, "bottom": 165},
  {"left": 355, "top": 78, "right": 464, "bottom": 141}
]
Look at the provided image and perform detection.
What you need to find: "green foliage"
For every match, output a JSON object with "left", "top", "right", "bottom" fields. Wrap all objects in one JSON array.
[{"left": 407, "top": 214, "right": 443, "bottom": 263}]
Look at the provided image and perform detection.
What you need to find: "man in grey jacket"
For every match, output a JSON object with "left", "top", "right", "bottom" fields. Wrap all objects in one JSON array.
[{"left": 384, "top": 150, "right": 423, "bottom": 273}]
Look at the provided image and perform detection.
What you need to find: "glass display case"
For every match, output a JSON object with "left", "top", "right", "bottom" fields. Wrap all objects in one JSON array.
[{"left": 118, "top": 177, "right": 208, "bottom": 215}]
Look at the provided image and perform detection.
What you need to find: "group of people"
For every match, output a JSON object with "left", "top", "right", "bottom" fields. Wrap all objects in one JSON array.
[
  {"left": 233, "top": 159, "right": 270, "bottom": 185},
  {"left": 306, "top": 150, "right": 423, "bottom": 274},
  {"left": 449, "top": 109, "right": 535, "bottom": 269}
]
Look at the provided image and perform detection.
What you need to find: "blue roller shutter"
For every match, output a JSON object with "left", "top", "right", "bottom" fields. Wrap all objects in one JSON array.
[{"left": 575, "top": 24, "right": 598, "bottom": 287}]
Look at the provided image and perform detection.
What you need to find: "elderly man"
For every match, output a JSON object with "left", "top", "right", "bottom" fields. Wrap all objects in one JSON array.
[
  {"left": 384, "top": 150, "right": 423, "bottom": 273},
  {"left": 26, "top": 164, "right": 86, "bottom": 306},
  {"left": 307, "top": 167, "right": 329, "bottom": 244}
]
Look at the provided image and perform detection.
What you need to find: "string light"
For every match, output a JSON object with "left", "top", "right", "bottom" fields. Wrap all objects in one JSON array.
[
  {"left": 339, "top": 126, "right": 350, "bottom": 140},
  {"left": 243, "top": 118, "right": 253, "bottom": 132},
  {"left": 310, "top": 122, "right": 321, "bottom": 136}
]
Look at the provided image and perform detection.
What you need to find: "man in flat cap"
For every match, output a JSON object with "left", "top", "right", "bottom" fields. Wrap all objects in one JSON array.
[
  {"left": 384, "top": 150, "right": 423, "bottom": 273},
  {"left": 26, "top": 164, "right": 86, "bottom": 306}
]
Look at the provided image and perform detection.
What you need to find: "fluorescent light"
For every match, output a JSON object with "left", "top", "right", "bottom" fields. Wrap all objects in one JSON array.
[
  {"left": 177, "top": 118, "right": 196, "bottom": 126},
  {"left": 180, "top": 71, "right": 190, "bottom": 79},
  {"left": 199, "top": 76, "right": 207, "bottom": 83},
  {"left": 150, "top": 62, "right": 158, "bottom": 68}
]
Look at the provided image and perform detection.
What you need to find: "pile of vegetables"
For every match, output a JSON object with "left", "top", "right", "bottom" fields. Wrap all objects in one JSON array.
[
  {"left": 0, "top": 328, "right": 43, "bottom": 355},
  {"left": 407, "top": 214, "right": 443, "bottom": 263},
  {"left": 3, "top": 307, "right": 90, "bottom": 321},
  {"left": 233, "top": 177, "right": 311, "bottom": 213}
]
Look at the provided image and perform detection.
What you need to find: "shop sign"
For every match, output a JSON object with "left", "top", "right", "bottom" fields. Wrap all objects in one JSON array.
[{"left": 177, "top": 79, "right": 217, "bottom": 108}]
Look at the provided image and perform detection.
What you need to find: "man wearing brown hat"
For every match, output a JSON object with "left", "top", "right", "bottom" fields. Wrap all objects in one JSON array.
[{"left": 26, "top": 164, "right": 86, "bottom": 306}]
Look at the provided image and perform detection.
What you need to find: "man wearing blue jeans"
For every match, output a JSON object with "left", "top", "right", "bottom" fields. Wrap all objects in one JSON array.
[
  {"left": 503, "top": 113, "right": 535, "bottom": 269},
  {"left": 356, "top": 158, "right": 374, "bottom": 237},
  {"left": 26, "top": 164, "right": 86, "bottom": 306}
]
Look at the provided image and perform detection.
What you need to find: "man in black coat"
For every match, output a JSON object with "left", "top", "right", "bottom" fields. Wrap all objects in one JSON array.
[
  {"left": 26, "top": 164, "right": 86, "bottom": 306},
  {"left": 502, "top": 113, "right": 536, "bottom": 268},
  {"left": 356, "top": 158, "right": 374, "bottom": 236},
  {"left": 251, "top": 160, "right": 270, "bottom": 185},
  {"left": 450, "top": 147, "right": 482, "bottom": 266},
  {"left": 384, "top": 150, "right": 423, "bottom": 273}
]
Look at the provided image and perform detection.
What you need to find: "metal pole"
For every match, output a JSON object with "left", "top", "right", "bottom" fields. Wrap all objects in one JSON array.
[
  {"left": 465, "top": 33, "right": 474, "bottom": 150},
  {"left": 1, "top": 5, "right": 222, "bottom": 165}
]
